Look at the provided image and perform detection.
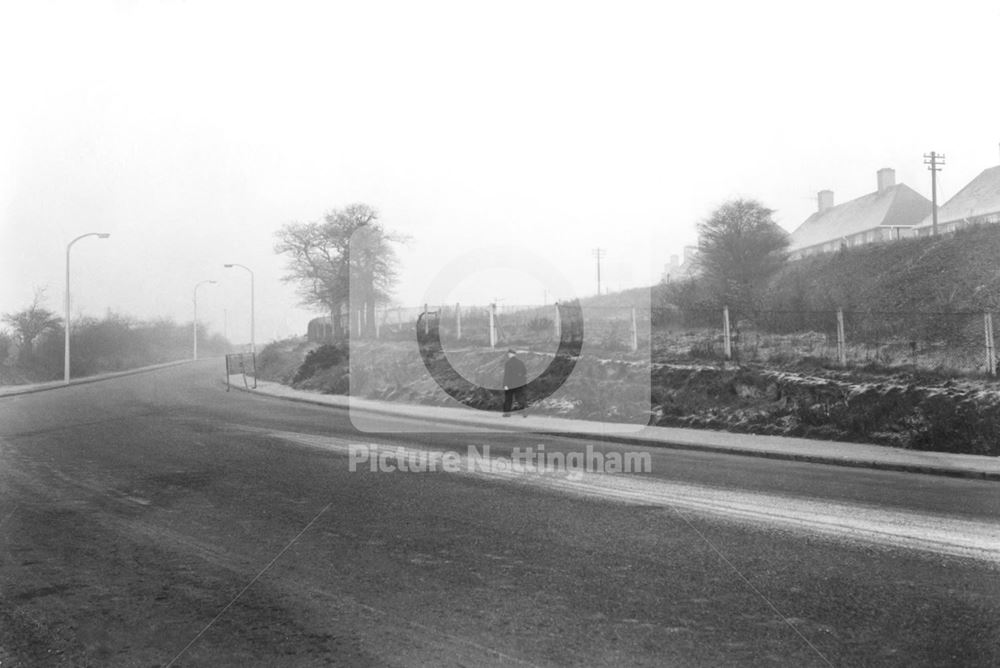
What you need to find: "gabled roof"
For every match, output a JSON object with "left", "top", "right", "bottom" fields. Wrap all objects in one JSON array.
[
  {"left": 914, "top": 165, "right": 1000, "bottom": 229},
  {"left": 789, "top": 184, "right": 930, "bottom": 251}
]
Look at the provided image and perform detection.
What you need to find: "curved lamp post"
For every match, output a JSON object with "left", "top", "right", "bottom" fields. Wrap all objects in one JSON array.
[
  {"left": 193, "top": 280, "right": 217, "bottom": 360},
  {"left": 223, "top": 263, "right": 255, "bottom": 354},
  {"left": 65, "top": 232, "right": 111, "bottom": 383}
]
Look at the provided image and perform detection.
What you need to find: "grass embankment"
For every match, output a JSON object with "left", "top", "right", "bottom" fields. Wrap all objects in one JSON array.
[
  {"left": 258, "top": 227, "right": 1000, "bottom": 455},
  {"left": 765, "top": 224, "right": 1000, "bottom": 317},
  {"left": 260, "top": 336, "right": 1000, "bottom": 455}
]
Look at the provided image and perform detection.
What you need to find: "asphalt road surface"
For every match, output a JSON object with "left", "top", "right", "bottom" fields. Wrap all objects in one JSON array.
[{"left": 1, "top": 361, "right": 998, "bottom": 667}]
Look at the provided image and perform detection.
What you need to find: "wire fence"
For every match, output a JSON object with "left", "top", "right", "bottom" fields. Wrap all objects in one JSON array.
[
  {"left": 653, "top": 307, "right": 999, "bottom": 375},
  {"left": 375, "top": 303, "right": 645, "bottom": 353},
  {"left": 308, "top": 304, "right": 1000, "bottom": 376}
]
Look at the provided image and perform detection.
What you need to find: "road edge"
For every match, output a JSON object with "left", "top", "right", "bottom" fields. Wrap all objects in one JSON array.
[
  {"left": 225, "top": 381, "right": 1000, "bottom": 482},
  {"left": 0, "top": 359, "right": 199, "bottom": 398}
]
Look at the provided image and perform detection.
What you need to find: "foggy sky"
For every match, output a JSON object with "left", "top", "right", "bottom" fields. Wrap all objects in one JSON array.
[{"left": 2, "top": 0, "right": 999, "bottom": 347}]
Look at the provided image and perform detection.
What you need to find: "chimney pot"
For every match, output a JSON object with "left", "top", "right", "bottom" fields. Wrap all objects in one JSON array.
[
  {"left": 818, "top": 190, "right": 834, "bottom": 212},
  {"left": 877, "top": 168, "right": 896, "bottom": 193}
]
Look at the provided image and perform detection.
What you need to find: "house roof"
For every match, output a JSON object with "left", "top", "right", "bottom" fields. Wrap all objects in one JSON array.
[
  {"left": 789, "top": 184, "right": 931, "bottom": 251},
  {"left": 914, "top": 165, "right": 1000, "bottom": 229}
]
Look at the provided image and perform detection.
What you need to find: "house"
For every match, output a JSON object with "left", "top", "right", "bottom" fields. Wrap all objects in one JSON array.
[
  {"left": 660, "top": 245, "right": 701, "bottom": 283},
  {"left": 788, "top": 168, "right": 931, "bottom": 260},
  {"left": 913, "top": 165, "right": 1000, "bottom": 237}
]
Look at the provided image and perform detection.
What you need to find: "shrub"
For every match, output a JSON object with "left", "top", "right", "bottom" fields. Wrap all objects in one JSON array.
[
  {"left": 293, "top": 343, "right": 349, "bottom": 384},
  {"left": 257, "top": 338, "right": 309, "bottom": 383}
]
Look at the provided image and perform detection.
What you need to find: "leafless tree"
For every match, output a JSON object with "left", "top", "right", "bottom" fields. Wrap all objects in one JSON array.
[
  {"left": 2, "top": 287, "right": 61, "bottom": 360},
  {"left": 275, "top": 204, "right": 402, "bottom": 339}
]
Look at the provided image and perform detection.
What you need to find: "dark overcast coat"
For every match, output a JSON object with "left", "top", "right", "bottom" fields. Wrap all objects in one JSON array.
[{"left": 503, "top": 356, "right": 527, "bottom": 389}]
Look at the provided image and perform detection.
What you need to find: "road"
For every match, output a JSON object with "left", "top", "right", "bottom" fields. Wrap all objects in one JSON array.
[{"left": 1, "top": 361, "right": 998, "bottom": 666}]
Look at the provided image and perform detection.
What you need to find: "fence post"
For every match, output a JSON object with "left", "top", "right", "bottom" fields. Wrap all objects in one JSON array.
[
  {"left": 722, "top": 306, "right": 732, "bottom": 360},
  {"left": 554, "top": 303, "right": 561, "bottom": 339},
  {"left": 456, "top": 303, "right": 462, "bottom": 341},
  {"left": 423, "top": 303, "right": 429, "bottom": 336},
  {"left": 837, "top": 308, "right": 847, "bottom": 367},
  {"left": 489, "top": 303, "right": 497, "bottom": 349},
  {"left": 985, "top": 312, "right": 996, "bottom": 376},
  {"left": 630, "top": 307, "right": 638, "bottom": 352}
]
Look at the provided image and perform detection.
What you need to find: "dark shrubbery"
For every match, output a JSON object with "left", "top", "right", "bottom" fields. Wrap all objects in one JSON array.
[{"left": 293, "top": 344, "right": 349, "bottom": 385}]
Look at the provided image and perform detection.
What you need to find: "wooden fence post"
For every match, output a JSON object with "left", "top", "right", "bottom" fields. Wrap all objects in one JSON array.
[
  {"left": 489, "top": 303, "right": 497, "bottom": 349},
  {"left": 630, "top": 307, "right": 638, "bottom": 352},
  {"left": 837, "top": 308, "right": 847, "bottom": 367},
  {"left": 722, "top": 306, "right": 732, "bottom": 360},
  {"left": 554, "top": 303, "right": 561, "bottom": 339},
  {"left": 985, "top": 312, "right": 996, "bottom": 376},
  {"left": 456, "top": 303, "right": 462, "bottom": 341}
]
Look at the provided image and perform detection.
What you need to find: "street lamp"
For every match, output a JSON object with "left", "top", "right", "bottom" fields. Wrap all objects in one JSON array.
[
  {"left": 223, "top": 263, "right": 255, "bottom": 354},
  {"left": 65, "top": 232, "right": 111, "bottom": 383},
  {"left": 193, "top": 280, "right": 217, "bottom": 360}
]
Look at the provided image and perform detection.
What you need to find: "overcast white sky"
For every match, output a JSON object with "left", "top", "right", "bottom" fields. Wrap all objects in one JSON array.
[{"left": 2, "top": 0, "right": 999, "bottom": 346}]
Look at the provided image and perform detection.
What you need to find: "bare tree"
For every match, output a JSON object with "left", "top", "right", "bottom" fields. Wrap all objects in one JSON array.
[
  {"left": 2, "top": 288, "right": 61, "bottom": 361},
  {"left": 275, "top": 204, "right": 402, "bottom": 340}
]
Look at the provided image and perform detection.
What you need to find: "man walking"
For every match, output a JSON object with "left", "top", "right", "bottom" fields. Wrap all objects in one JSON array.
[{"left": 502, "top": 348, "right": 528, "bottom": 417}]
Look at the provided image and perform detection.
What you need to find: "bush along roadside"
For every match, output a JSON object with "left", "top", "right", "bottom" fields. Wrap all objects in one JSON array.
[{"left": 257, "top": 340, "right": 350, "bottom": 395}]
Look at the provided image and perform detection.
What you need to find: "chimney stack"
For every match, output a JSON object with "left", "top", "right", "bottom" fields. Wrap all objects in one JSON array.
[
  {"left": 877, "top": 168, "right": 896, "bottom": 193},
  {"left": 818, "top": 190, "right": 834, "bottom": 213}
]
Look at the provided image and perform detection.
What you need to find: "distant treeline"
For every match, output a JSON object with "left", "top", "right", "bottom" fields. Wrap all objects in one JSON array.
[{"left": 0, "top": 312, "right": 229, "bottom": 384}]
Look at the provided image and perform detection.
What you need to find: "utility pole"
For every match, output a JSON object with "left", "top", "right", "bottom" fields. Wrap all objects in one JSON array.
[
  {"left": 591, "top": 248, "right": 606, "bottom": 296},
  {"left": 924, "top": 151, "right": 945, "bottom": 236}
]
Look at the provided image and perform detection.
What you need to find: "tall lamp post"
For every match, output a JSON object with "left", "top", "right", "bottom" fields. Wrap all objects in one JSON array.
[
  {"left": 65, "top": 232, "right": 111, "bottom": 383},
  {"left": 193, "top": 280, "right": 217, "bottom": 360},
  {"left": 223, "top": 263, "right": 255, "bottom": 354}
]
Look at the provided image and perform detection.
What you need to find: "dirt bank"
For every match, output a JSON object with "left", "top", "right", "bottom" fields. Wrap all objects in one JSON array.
[{"left": 261, "top": 339, "right": 1000, "bottom": 456}]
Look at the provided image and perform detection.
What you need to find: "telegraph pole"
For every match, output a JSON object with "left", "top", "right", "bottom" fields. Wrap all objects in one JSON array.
[
  {"left": 924, "top": 151, "right": 945, "bottom": 236},
  {"left": 591, "top": 248, "right": 606, "bottom": 295}
]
